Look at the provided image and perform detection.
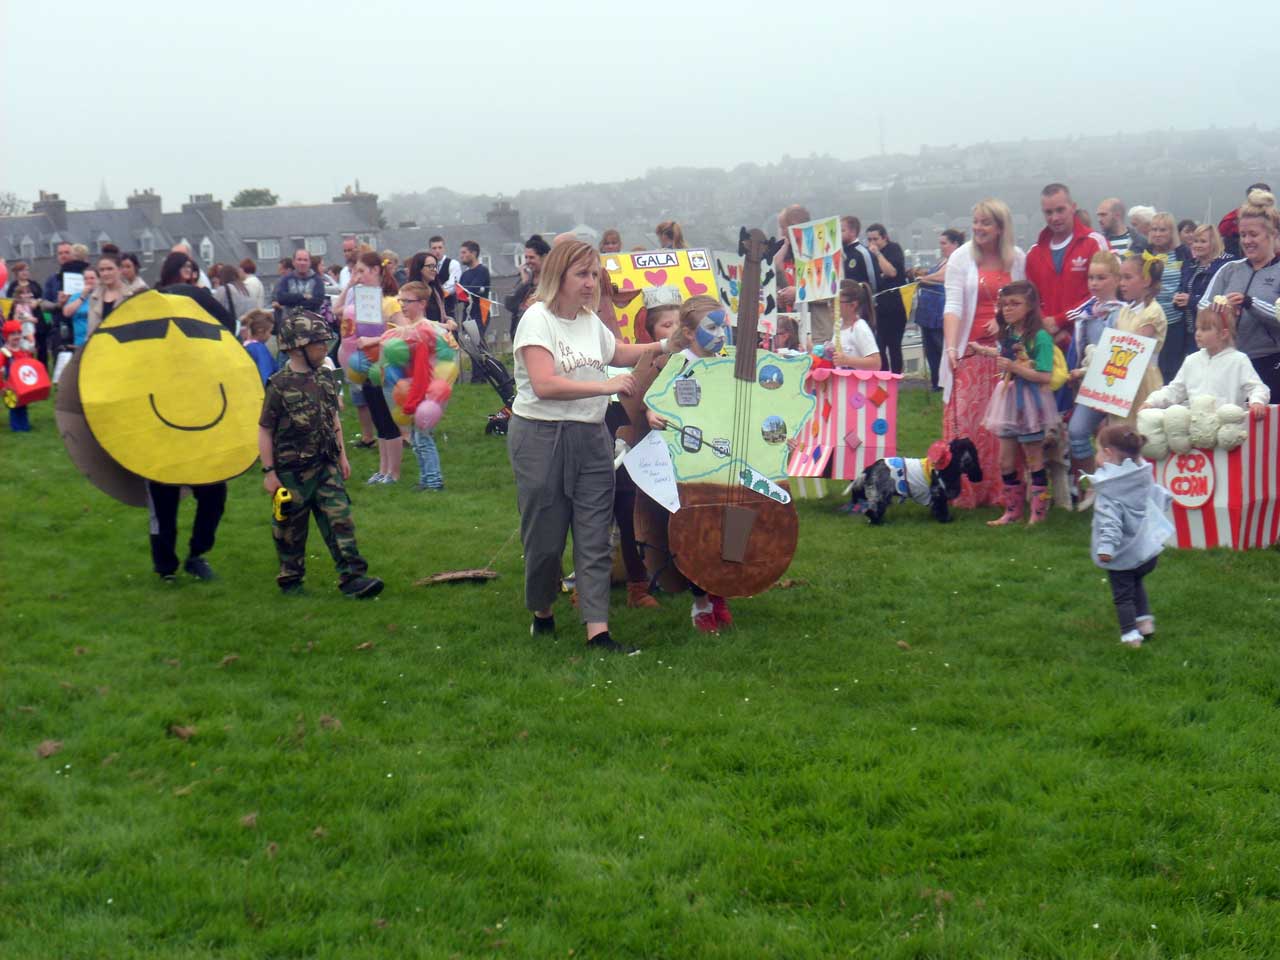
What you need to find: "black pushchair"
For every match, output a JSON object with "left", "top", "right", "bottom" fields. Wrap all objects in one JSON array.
[{"left": 454, "top": 318, "right": 517, "bottom": 435}]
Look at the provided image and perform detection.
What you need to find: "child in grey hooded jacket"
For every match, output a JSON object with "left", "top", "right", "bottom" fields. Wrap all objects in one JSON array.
[{"left": 1086, "top": 424, "right": 1175, "bottom": 647}]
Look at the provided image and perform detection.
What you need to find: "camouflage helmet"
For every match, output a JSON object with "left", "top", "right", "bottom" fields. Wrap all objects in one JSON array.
[{"left": 279, "top": 309, "right": 335, "bottom": 352}]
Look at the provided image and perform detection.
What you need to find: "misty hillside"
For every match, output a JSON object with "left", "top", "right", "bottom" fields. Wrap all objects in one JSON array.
[{"left": 383, "top": 126, "right": 1279, "bottom": 255}]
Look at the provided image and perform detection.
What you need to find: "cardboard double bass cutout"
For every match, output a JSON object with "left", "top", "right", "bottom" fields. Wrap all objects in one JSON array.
[{"left": 626, "top": 228, "right": 815, "bottom": 598}]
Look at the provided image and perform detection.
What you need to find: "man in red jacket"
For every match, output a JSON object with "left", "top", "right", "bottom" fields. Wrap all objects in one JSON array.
[{"left": 1025, "top": 183, "right": 1109, "bottom": 349}]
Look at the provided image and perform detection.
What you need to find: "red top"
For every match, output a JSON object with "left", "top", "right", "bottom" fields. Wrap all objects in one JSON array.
[
  {"left": 1025, "top": 219, "right": 1107, "bottom": 339},
  {"left": 971, "top": 268, "right": 1009, "bottom": 345}
]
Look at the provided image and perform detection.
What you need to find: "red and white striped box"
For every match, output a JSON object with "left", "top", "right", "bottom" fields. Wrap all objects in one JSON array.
[
  {"left": 787, "top": 369, "right": 902, "bottom": 496},
  {"left": 1154, "top": 405, "right": 1280, "bottom": 550}
]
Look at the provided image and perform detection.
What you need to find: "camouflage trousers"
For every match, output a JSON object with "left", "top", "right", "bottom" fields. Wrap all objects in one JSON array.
[{"left": 273, "top": 462, "right": 368, "bottom": 588}]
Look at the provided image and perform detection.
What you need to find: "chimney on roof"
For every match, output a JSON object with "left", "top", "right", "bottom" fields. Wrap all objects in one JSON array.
[
  {"left": 33, "top": 191, "right": 68, "bottom": 230},
  {"left": 127, "top": 189, "right": 163, "bottom": 227},
  {"left": 485, "top": 200, "right": 520, "bottom": 241},
  {"left": 183, "top": 193, "right": 224, "bottom": 229},
  {"left": 334, "top": 188, "right": 379, "bottom": 228}
]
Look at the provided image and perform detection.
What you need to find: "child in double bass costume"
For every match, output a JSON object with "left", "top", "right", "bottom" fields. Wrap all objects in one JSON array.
[{"left": 635, "top": 293, "right": 735, "bottom": 633}]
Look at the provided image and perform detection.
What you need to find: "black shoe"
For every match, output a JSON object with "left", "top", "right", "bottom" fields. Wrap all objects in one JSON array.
[
  {"left": 183, "top": 556, "right": 216, "bottom": 581},
  {"left": 280, "top": 582, "right": 305, "bottom": 596},
  {"left": 159, "top": 573, "right": 178, "bottom": 585},
  {"left": 586, "top": 631, "right": 640, "bottom": 656},
  {"left": 340, "top": 576, "right": 384, "bottom": 599},
  {"left": 530, "top": 614, "right": 555, "bottom": 636}
]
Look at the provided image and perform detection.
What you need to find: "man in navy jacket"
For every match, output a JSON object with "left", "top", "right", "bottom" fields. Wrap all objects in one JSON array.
[{"left": 272, "top": 249, "right": 326, "bottom": 330}]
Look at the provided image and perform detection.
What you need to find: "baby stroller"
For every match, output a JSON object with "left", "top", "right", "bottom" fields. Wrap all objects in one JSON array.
[{"left": 454, "top": 317, "right": 517, "bottom": 436}]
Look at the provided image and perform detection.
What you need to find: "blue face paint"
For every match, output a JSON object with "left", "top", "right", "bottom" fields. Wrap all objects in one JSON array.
[{"left": 696, "top": 310, "right": 727, "bottom": 354}]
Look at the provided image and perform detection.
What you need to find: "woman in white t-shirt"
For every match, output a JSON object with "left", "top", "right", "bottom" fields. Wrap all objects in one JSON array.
[
  {"left": 509, "top": 239, "right": 685, "bottom": 654},
  {"left": 833, "top": 281, "right": 883, "bottom": 370}
]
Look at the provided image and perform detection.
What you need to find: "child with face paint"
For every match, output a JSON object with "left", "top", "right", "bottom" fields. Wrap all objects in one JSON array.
[{"left": 644, "top": 295, "right": 735, "bottom": 633}]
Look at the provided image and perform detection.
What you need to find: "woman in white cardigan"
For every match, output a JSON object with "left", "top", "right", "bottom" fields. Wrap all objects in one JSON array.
[{"left": 941, "top": 199, "right": 1027, "bottom": 508}]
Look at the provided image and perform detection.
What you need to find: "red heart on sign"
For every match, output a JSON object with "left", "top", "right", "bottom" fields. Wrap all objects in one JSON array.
[
  {"left": 684, "top": 276, "right": 709, "bottom": 295},
  {"left": 621, "top": 278, "right": 635, "bottom": 290},
  {"left": 644, "top": 270, "right": 668, "bottom": 286}
]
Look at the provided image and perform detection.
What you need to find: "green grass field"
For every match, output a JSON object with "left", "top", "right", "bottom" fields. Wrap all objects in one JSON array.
[{"left": 4, "top": 379, "right": 1280, "bottom": 959}]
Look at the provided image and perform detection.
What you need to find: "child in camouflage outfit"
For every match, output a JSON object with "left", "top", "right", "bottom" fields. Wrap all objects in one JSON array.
[{"left": 258, "top": 310, "right": 383, "bottom": 598}]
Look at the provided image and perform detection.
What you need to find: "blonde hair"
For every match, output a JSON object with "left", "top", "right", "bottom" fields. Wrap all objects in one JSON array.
[
  {"left": 1195, "top": 306, "right": 1236, "bottom": 340},
  {"left": 534, "top": 240, "right": 601, "bottom": 314},
  {"left": 1088, "top": 250, "right": 1121, "bottom": 277},
  {"left": 1149, "top": 212, "right": 1178, "bottom": 251},
  {"left": 71, "top": 243, "right": 90, "bottom": 259},
  {"left": 972, "top": 198, "right": 1016, "bottom": 271},
  {"left": 1239, "top": 189, "right": 1280, "bottom": 236},
  {"left": 398, "top": 281, "right": 429, "bottom": 300},
  {"left": 1191, "top": 223, "right": 1224, "bottom": 259}
]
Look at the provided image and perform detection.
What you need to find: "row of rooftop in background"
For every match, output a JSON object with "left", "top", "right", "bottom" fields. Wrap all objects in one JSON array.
[{"left": 0, "top": 190, "right": 529, "bottom": 285}]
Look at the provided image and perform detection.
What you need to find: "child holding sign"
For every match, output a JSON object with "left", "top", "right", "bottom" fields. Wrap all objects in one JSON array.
[
  {"left": 1066, "top": 252, "right": 1126, "bottom": 505},
  {"left": 1141, "top": 309, "right": 1269, "bottom": 416},
  {"left": 1086, "top": 425, "right": 1173, "bottom": 648},
  {"left": 1108, "top": 254, "right": 1168, "bottom": 427}
]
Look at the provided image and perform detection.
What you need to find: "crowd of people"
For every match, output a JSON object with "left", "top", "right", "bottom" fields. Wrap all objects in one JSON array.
[
  {"left": 6, "top": 186, "right": 1278, "bottom": 650},
  {"left": 903, "top": 182, "right": 1279, "bottom": 520}
]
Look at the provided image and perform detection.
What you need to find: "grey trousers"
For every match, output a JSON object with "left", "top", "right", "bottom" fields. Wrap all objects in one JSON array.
[{"left": 508, "top": 415, "right": 616, "bottom": 623}]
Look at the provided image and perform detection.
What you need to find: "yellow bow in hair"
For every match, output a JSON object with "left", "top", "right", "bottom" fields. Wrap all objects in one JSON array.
[{"left": 1140, "top": 249, "right": 1168, "bottom": 281}]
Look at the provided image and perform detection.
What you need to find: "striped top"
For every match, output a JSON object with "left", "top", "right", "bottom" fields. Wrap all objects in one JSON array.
[
  {"left": 1152, "top": 253, "right": 1183, "bottom": 323},
  {"left": 1107, "top": 231, "right": 1135, "bottom": 254}
]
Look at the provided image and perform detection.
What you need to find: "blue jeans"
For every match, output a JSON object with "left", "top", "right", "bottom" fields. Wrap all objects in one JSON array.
[
  {"left": 412, "top": 428, "right": 443, "bottom": 488},
  {"left": 1068, "top": 402, "right": 1107, "bottom": 460}
]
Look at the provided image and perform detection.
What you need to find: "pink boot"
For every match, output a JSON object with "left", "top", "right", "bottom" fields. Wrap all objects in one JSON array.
[
  {"left": 1027, "top": 484, "right": 1052, "bottom": 525},
  {"left": 987, "top": 482, "right": 1025, "bottom": 527}
]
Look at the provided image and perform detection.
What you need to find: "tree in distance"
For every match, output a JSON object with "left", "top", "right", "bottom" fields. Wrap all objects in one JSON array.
[{"left": 230, "top": 188, "right": 278, "bottom": 208}]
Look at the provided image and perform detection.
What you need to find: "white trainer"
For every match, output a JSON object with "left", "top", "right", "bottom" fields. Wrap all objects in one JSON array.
[{"left": 1120, "top": 630, "right": 1143, "bottom": 647}]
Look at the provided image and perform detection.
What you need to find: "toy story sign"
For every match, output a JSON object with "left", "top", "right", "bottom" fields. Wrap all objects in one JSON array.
[{"left": 1076, "top": 328, "right": 1157, "bottom": 417}]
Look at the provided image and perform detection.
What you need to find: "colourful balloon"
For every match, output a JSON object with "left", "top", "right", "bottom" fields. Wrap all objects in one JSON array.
[
  {"left": 390, "top": 404, "right": 414, "bottom": 426},
  {"left": 367, "top": 363, "right": 382, "bottom": 387},
  {"left": 337, "top": 338, "right": 357, "bottom": 369},
  {"left": 425, "top": 379, "right": 451, "bottom": 405},
  {"left": 345, "top": 349, "right": 370, "bottom": 385},
  {"left": 392, "top": 376, "right": 413, "bottom": 409},
  {"left": 435, "top": 359, "right": 459, "bottom": 385},
  {"left": 382, "top": 363, "right": 404, "bottom": 391},
  {"left": 382, "top": 337, "right": 411, "bottom": 368},
  {"left": 414, "top": 398, "right": 443, "bottom": 432}
]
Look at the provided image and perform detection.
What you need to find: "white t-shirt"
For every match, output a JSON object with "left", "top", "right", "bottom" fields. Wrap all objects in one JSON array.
[
  {"left": 512, "top": 302, "right": 617, "bottom": 423},
  {"left": 243, "top": 273, "right": 265, "bottom": 309},
  {"left": 838, "top": 319, "right": 878, "bottom": 361}
]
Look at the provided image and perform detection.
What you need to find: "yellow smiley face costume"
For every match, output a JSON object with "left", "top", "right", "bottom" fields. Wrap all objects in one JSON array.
[{"left": 78, "top": 290, "right": 264, "bottom": 486}]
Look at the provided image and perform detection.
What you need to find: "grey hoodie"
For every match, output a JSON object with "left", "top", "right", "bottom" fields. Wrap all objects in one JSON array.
[
  {"left": 1086, "top": 457, "right": 1175, "bottom": 571},
  {"left": 1199, "top": 256, "right": 1280, "bottom": 360}
]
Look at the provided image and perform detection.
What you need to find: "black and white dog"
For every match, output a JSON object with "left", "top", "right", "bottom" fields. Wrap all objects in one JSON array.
[{"left": 846, "top": 437, "right": 982, "bottom": 525}]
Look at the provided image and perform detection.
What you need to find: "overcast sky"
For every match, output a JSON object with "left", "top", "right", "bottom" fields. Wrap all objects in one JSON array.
[{"left": 4, "top": 0, "right": 1276, "bottom": 209}]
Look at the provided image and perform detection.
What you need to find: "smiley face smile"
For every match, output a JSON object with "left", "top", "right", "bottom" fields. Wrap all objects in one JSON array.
[{"left": 148, "top": 383, "right": 228, "bottom": 431}]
